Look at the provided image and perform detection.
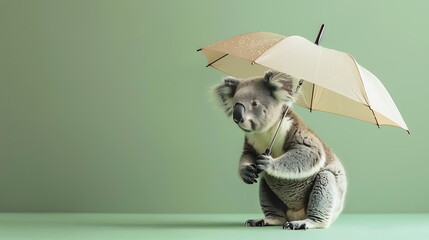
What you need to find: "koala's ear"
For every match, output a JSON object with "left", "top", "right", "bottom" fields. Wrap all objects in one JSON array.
[
  {"left": 213, "top": 76, "right": 240, "bottom": 116},
  {"left": 264, "top": 70, "right": 300, "bottom": 103}
]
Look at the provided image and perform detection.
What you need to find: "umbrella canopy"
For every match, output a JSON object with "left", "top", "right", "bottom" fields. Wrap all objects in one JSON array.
[{"left": 198, "top": 31, "right": 409, "bottom": 132}]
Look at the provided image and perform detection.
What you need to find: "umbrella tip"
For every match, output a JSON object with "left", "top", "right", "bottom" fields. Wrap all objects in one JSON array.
[{"left": 315, "top": 24, "right": 325, "bottom": 46}]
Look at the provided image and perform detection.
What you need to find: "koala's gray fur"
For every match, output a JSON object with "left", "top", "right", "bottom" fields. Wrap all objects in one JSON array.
[{"left": 213, "top": 71, "right": 347, "bottom": 230}]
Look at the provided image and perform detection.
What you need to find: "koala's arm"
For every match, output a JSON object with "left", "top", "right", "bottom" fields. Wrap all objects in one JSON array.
[
  {"left": 260, "top": 132, "right": 326, "bottom": 179},
  {"left": 238, "top": 139, "right": 260, "bottom": 184},
  {"left": 239, "top": 140, "right": 258, "bottom": 166}
]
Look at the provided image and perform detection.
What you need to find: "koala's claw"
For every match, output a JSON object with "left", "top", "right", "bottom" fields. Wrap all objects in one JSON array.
[
  {"left": 282, "top": 222, "right": 290, "bottom": 229},
  {"left": 240, "top": 164, "right": 259, "bottom": 184},
  {"left": 283, "top": 222, "right": 307, "bottom": 230},
  {"left": 246, "top": 164, "right": 258, "bottom": 173},
  {"left": 245, "top": 219, "right": 266, "bottom": 227},
  {"left": 243, "top": 178, "right": 257, "bottom": 184}
]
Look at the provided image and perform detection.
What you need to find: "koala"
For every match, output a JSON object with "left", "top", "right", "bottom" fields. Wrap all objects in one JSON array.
[{"left": 213, "top": 70, "right": 347, "bottom": 230}]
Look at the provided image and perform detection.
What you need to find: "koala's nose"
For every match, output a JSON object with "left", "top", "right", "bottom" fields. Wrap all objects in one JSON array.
[{"left": 233, "top": 103, "right": 245, "bottom": 124}]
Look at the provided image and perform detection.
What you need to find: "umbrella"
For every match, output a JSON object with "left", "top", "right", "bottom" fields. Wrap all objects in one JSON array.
[{"left": 198, "top": 25, "right": 409, "bottom": 134}]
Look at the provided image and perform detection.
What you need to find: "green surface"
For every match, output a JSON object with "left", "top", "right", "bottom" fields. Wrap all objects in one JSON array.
[
  {"left": 0, "top": 214, "right": 428, "bottom": 240},
  {"left": 0, "top": 0, "right": 428, "bottom": 213}
]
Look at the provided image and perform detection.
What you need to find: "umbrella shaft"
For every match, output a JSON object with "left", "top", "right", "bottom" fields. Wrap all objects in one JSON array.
[
  {"left": 266, "top": 81, "right": 303, "bottom": 155},
  {"left": 265, "top": 106, "right": 289, "bottom": 156}
]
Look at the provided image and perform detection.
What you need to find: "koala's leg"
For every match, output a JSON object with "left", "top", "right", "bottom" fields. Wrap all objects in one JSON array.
[
  {"left": 283, "top": 170, "right": 339, "bottom": 230},
  {"left": 246, "top": 177, "right": 287, "bottom": 227}
]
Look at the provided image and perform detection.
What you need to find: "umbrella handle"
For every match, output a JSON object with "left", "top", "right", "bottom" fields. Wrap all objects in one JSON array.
[{"left": 263, "top": 148, "right": 271, "bottom": 156}]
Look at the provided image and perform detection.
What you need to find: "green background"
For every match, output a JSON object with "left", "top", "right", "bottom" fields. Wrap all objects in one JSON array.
[{"left": 0, "top": 0, "right": 427, "bottom": 213}]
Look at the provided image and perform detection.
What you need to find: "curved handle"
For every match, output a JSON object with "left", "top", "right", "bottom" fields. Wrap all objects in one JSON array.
[{"left": 263, "top": 148, "right": 271, "bottom": 156}]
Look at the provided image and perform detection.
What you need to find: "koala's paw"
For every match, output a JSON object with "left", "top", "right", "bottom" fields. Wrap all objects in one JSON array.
[
  {"left": 256, "top": 154, "right": 273, "bottom": 172},
  {"left": 239, "top": 164, "right": 259, "bottom": 184},
  {"left": 245, "top": 219, "right": 266, "bottom": 227},
  {"left": 283, "top": 221, "right": 308, "bottom": 230}
]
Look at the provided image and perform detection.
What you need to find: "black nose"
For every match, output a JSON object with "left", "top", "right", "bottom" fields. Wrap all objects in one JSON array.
[{"left": 233, "top": 103, "right": 245, "bottom": 124}]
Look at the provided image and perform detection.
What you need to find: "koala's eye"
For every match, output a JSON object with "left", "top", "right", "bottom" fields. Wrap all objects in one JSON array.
[{"left": 251, "top": 100, "right": 259, "bottom": 107}]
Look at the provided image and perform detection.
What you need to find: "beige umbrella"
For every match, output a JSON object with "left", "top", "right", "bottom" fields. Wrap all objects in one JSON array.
[{"left": 198, "top": 25, "right": 409, "bottom": 133}]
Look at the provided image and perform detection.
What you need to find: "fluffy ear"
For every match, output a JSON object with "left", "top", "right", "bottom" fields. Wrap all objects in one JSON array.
[
  {"left": 213, "top": 76, "right": 240, "bottom": 116},
  {"left": 264, "top": 70, "right": 301, "bottom": 103}
]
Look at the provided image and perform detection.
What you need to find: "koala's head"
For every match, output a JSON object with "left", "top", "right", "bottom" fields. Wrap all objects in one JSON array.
[{"left": 213, "top": 70, "right": 300, "bottom": 134}]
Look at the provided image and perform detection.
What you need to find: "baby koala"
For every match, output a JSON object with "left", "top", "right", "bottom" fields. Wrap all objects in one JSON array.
[{"left": 213, "top": 70, "right": 347, "bottom": 230}]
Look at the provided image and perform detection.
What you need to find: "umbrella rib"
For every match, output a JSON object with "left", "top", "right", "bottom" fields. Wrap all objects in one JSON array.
[
  {"left": 309, "top": 84, "right": 315, "bottom": 112},
  {"left": 309, "top": 51, "right": 323, "bottom": 112},
  {"left": 347, "top": 55, "right": 384, "bottom": 129},
  {"left": 369, "top": 106, "right": 380, "bottom": 128},
  {"left": 206, "top": 54, "right": 229, "bottom": 67},
  {"left": 309, "top": 25, "right": 325, "bottom": 113}
]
